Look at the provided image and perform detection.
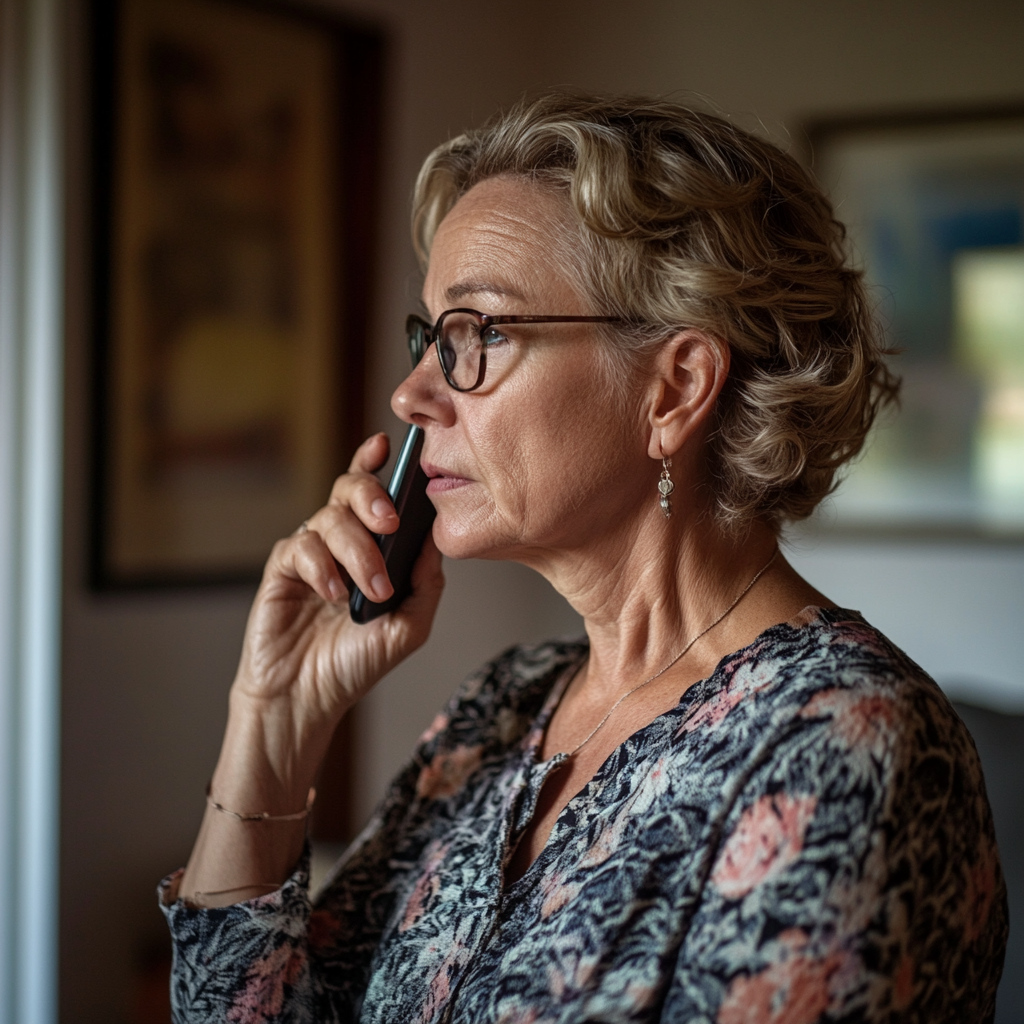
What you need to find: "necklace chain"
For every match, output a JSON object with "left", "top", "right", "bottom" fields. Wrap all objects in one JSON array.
[{"left": 567, "top": 547, "right": 779, "bottom": 758}]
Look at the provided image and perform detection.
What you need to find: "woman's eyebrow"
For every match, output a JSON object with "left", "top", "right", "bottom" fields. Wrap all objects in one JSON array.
[{"left": 443, "top": 280, "right": 527, "bottom": 304}]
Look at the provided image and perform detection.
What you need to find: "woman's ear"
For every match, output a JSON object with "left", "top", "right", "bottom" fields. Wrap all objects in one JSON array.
[{"left": 646, "top": 329, "right": 730, "bottom": 459}]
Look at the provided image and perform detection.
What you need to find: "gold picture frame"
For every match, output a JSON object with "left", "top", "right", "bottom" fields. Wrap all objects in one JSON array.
[{"left": 91, "top": 0, "right": 383, "bottom": 585}]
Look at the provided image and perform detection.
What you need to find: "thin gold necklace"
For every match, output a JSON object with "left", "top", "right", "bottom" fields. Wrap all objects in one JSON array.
[{"left": 567, "top": 547, "right": 778, "bottom": 758}]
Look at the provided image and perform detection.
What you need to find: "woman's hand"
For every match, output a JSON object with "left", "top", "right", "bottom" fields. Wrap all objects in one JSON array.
[
  {"left": 179, "top": 433, "right": 443, "bottom": 906},
  {"left": 234, "top": 431, "right": 444, "bottom": 736}
]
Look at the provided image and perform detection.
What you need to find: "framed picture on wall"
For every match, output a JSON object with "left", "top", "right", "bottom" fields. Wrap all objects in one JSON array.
[
  {"left": 90, "top": 0, "right": 384, "bottom": 586},
  {"left": 805, "top": 107, "right": 1024, "bottom": 537}
]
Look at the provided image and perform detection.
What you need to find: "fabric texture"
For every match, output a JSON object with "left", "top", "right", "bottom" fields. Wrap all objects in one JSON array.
[{"left": 161, "top": 607, "right": 1008, "bottom": 1023}]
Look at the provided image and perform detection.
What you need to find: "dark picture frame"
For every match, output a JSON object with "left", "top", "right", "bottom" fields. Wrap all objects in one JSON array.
[
  {"left": 803, "top": 105, "right": 1024, "bottom": 539},
  {"left": 90, "top": 0, "right": 384, "bottom": 587}
]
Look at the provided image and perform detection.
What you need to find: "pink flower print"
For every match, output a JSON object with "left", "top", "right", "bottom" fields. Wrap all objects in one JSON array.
[
  {"left": 496, "top": 1007, "right": 543, "bottom": 1024},
  {"left": 578, "top": 819, "right": 625, "bottom": 869},
  {"left": 679, "top": 658, "right": 775, "bottom": 735},
  {"left": 625, "top": 978, "right": 659, "bottom": 1010},
  {"left": 416, "top": 940, "right": 475, "bottom": 1024},
  {"left": 416, "top": 744, "right": 483, "bottom": 800},
  {"left": 827, "top": 619, "right": 889, "bottom": 658},
  {"left": 417, "top": 952, "right": 456, "bottom": 1024},
  {"left": 717, "top": 929, "right": 843, "bottom": 1024},
  {"left": 837, "top": 695, "right": 894, "bottom": 756},
  {"left": 399, "top": 840, "right": 449, "bottom": 932},
  {"left": 539, "top": 869, "right": 582, "bottom": 919},
  {"left": 828, "top": 834, "right": 885, "bottom": 939},
  {"left": 801, "top": 689, "right": 895, "bottom": 762},
  {"left": 418, "top": 711, "right": 450, "bottom": 745},
  {"left": 546, "top": 948, "right": 602, "bottom": 1005},
  {"left": 679, "top": 686, "right": 745, "bottom": 735},
  {"left": 426, "top": 962, "right": 452, "bottom": 1017},
  {"left": 547, "top": 961, "right": 566, "bottom": 1001},
  {"left": 226, "top": 942, "right": 306, "bottom": 1023},
  {"left": 712, "top": 794, "right": 818, "bottom": 899}
]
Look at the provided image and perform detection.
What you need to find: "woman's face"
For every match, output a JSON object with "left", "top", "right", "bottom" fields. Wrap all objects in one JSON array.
[{"left": 391, "top": 176, "right": 652, "bottom": 567}]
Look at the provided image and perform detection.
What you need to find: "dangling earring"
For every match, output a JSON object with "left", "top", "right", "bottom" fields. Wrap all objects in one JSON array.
[{"left": 658, "top": 448, "right": 674, "bottom": 518}]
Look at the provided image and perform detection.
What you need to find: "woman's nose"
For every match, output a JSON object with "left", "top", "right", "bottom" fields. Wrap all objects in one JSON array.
[{"left": 391, "top": 344, "right": 455, "bottom": 427}]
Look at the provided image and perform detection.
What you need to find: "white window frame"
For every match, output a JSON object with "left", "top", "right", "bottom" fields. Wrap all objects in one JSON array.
[{"left": 0, "top": 0, "right": 64, "bottom": 1019}]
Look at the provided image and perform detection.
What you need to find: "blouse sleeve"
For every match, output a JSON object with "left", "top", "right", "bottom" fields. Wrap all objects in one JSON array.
[
  {"left": 660, "top": 684, "right": 1008, "bottom": 1024},
  {"left": 159, "top": 753, "right": 426, "bottom": 1024}
]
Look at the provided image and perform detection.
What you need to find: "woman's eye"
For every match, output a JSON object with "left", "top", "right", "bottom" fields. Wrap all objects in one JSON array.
[{"left": 481, "top": 326, "right": 509, "bottom": 347}]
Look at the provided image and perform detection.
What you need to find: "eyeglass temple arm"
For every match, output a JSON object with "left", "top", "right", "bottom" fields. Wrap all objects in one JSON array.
[{"left": 485, "top": 315, "right": 623, "bottom": 325}]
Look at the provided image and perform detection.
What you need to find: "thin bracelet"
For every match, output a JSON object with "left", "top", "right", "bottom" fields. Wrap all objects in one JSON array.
[
  {"left": 191, "top": 883, "right": 283, "bottom": 906},
  {"left": 206, "top": 782, "right": 316, "bottom": 822}
]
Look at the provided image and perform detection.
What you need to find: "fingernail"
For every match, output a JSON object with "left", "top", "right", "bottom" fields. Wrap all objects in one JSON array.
[
  {"left": 328, "top": 578, "right": 343, "bottom": 601},
  {"left": 371, "top": 574, "right": 391, "bottom": 599},
  {"left": 372, "top": 498, "right": 394, "bottom": 519}
]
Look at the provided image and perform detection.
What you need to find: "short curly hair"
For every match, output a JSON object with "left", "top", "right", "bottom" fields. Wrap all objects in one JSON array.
[{"left": 411, "top": 91, "right": 898, "bottom": 530}]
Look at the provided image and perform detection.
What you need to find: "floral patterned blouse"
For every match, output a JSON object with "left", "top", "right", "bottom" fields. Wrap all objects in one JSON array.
[{"left": 160, "top": 607, "right": 1007, "bottom": 1023}]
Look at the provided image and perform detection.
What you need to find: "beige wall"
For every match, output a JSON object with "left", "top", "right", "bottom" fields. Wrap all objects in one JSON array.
[
  {"left": 528, "top": 0, "right": 1024, "bottom": 131},
  {"left": 60, "top": 0, "right": 1024, "bottom": 1019}
]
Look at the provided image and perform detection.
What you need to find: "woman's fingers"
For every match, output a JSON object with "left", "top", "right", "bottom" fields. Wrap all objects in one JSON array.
[
  {"left": 310, "top": 503, "right": 395, "bottom": 602},
  {"left": 265, "top": 431, "right": 426, "bottom": 606},
  {"left": 332, "top": 434, "right": 399, "bottom": 536},
  {"left": 270, "top": 432, "right": 397, "bottom": 604},
  {"left": 341, "top": 475, "right": 399, "bottom": 537},
  {"left": 347, "top": 431, "right": 390, "bottom": 475},
  {"left": 266, "top": 502, "right": 392, "bottom": 605},
  {"left": 268, "top": 529, "right": 347, "bottom": 604}
]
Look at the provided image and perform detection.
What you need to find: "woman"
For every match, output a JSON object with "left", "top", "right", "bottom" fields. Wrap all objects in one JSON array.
[{"left": 162, "top": 93, "right": 1007, "bottom": 1023}]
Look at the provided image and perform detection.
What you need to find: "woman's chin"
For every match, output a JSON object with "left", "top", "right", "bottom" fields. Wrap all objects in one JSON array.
[{"left": 431, "top": 512, "right": 510, "bottom": 562}]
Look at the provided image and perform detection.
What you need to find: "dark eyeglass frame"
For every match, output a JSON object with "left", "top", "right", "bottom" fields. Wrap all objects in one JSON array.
[{"left": 406, "top": 308, "right": 623, "bottom": 392}]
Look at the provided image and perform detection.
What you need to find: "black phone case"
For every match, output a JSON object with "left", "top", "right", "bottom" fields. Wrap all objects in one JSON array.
[{"left": 349, "top": 425, "right": 437, "bottom": 623}]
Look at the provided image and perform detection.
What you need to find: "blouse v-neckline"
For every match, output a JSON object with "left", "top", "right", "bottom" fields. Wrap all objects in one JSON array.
[{"left": 503, "top": 606, "right": 840, "bottom": 894}]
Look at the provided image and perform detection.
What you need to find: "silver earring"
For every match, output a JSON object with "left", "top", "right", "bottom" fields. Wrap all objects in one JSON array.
[{"left": 658, "top": 454, "right": 674, "bottom": 518}]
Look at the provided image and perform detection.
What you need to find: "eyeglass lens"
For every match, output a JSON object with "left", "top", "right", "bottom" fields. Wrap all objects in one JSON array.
[
  {"left": 405, "top": 313, "right": 484, "bottom": 390},
  {"left": 437, "top": 310, "right": 491, "bottom": 390}
]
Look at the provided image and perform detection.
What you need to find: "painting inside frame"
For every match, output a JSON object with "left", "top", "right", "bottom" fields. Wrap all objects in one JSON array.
[
  {"left": 91, "top": 0, "right": 382, "bottom": 585},
  {"left": 807, "top": 109, "right": 1024, "bottom": 537}
]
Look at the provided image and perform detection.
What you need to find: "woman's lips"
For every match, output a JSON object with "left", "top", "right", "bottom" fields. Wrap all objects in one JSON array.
[{"left": 422, "top": 462, "right": 472, "bottom": 494}]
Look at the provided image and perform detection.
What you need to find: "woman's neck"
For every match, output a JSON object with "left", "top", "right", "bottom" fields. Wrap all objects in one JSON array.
[{"left": 522, "top": 501, "right": 820, "bottom": 704}]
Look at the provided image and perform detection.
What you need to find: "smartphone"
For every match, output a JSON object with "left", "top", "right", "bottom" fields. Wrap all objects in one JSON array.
[{"left": 349, "top": 424, "right": 437, "bottom": 623}]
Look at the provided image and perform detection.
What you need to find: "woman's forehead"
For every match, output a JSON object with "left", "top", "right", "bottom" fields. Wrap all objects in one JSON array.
[
  {"left": 447, "top": 175, "right": 571, "bottom": 227},
  {"left": 423, "top": 178, "right": 584, "bottom": 314}
]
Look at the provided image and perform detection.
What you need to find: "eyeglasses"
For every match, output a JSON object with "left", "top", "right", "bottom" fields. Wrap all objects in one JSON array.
[{"left": 406, "top": 308, "right": 623, "bottom": 392}]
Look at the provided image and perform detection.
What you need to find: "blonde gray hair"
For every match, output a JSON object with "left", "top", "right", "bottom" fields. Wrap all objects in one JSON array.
[{"left": 412, "top": 91, "right": 898, "bottom": 530}]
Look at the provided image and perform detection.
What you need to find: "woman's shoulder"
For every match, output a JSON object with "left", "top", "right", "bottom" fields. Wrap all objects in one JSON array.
[
  {"left": 700, "top": 606, "right": 994, "bottom": 843},
  {"left": 714, "top": 605, "right": 952, "bottom": 721},
  {"left": 693, "top": 605, "right": 981, "bottom": 794}
]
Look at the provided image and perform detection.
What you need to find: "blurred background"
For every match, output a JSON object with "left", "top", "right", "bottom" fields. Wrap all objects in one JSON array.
[{"left": 0, "top": 0, "right": 1021, "bottom": 1020}]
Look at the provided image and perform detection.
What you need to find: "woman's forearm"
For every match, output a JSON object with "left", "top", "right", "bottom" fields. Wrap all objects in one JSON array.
[{"left": 178, "top": 689, "right": 345, "bottom": 907}]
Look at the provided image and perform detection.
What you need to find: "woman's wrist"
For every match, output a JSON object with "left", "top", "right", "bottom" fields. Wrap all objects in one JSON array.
[{"left": 178, "top": 795, "right": 308, "bottom": 906}]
